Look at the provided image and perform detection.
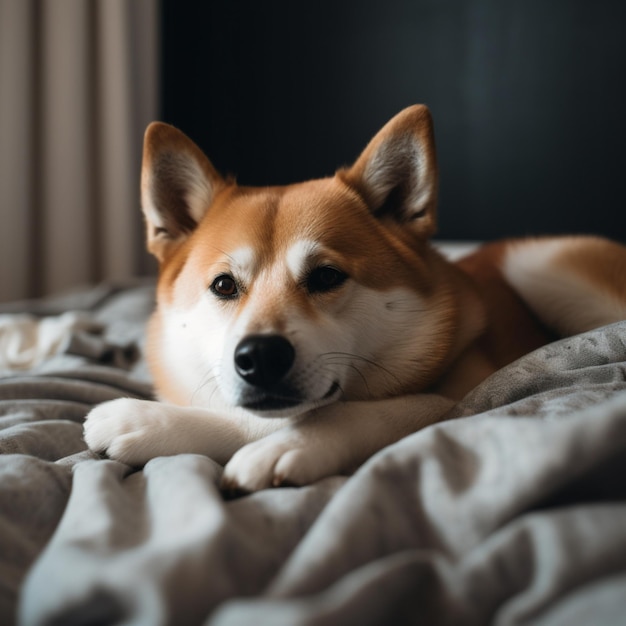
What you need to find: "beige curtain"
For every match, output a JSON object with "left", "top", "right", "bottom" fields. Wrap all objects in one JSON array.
[{"left": 0, "top": 0, "right": 159, "bottom": 303}]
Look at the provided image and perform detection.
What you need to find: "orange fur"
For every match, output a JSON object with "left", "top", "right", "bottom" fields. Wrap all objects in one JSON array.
[
  {"left": 551, "top": 236, "right": 626, "bottom": 310},
  {"left": 456, "top": 241, "right": 557, "bottom": 370}
]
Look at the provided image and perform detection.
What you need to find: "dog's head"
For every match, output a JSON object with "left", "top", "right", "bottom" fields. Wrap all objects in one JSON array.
[{"left": 142, "top": 106, "right": 459, "bottom": 416}]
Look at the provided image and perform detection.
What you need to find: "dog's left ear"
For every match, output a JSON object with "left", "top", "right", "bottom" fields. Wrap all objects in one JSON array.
[{"left": 338, "top": 105, "right": 438, "bottom": 238}]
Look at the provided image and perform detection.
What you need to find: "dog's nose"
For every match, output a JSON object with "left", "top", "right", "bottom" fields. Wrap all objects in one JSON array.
[{"left": 234, "top": 335, "right": 295, "bottom": 387}]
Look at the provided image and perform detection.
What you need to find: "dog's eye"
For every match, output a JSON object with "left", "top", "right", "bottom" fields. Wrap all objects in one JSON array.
[
  {"left": 211, "top": 274, "right": 238, "bottom": 299},
  {"left": 306, "top": 266, "right": 348, "bottom": 294}
]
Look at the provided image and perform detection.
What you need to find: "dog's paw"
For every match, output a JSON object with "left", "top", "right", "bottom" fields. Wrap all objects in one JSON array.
[
  {"left": 221, "top": 428, "right": 336, "bottom": 492},
  {"left": 83, "top": 398, "right": 172, "bottom": 466}
]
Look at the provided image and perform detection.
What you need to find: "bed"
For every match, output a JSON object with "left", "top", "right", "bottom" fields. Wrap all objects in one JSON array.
[{"left": 2, "top": 273, "right": 626, "bottom": 625}]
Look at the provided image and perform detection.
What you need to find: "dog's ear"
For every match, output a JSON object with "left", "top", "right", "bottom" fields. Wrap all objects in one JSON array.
[
  {"left": 338, "top": 105, "right": 438, "bottom": 238},
  {"left": 141, "top": 122, "right": 226, "bottom": 261}
]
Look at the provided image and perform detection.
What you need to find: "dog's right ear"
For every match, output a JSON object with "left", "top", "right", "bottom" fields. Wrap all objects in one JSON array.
[{"left": 141, "top": 122, "right": 226, "bottom": 261}]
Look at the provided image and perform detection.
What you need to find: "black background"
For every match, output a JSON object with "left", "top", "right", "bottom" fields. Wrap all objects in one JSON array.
[{"left": 161, "top": 0, "right": 626, "bottom": 241}]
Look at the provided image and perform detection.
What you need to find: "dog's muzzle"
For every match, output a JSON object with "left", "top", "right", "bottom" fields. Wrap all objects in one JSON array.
[
  {"left": 233, "top": 334, "right": 301, "bottom": 411},
  {"left": 233, "top": 334, "right": 340, "bottom": 413},
  {"left": 234, "top": 334, "right": 295, "bottom": 388}
]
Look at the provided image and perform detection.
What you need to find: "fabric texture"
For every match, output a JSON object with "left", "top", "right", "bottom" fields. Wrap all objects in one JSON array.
[
  {"left": 0, "top": 312, "right": 104, "bottom": 371},
  {"left": 1, "top": 283, "right": 625, "bottom": 625}
]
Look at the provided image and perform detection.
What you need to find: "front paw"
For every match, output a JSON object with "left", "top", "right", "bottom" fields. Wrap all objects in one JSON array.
[
  {"left": 221, "top": 428, "right": 335, "bottom": 492},
  {"left": 84, "top": 398, "right": 167, "bottom": 466}
]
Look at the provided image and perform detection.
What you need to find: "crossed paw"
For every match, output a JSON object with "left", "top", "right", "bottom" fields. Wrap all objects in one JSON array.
[
  {"left": 84, "top": 398, "right": 179, "bottom": 466},
  {"left": 222, "top": 431, "right": 328, "bottom": 492},
  {"left": 84, "top": 398, "right": 335, "bottom": 492}
]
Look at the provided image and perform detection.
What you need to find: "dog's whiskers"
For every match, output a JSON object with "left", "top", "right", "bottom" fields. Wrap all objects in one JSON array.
[
  {"left": 324, "top": 352, "right": 401, "bottom": 384},
  {"left": 384, "top": 298, "right": 427, "bottom": 315},
  {"left": 190, "top": 365, "right": 221, "bottom": 406},
  {"left": 321, "top": 351, "right": 401, "bottom": 397}
]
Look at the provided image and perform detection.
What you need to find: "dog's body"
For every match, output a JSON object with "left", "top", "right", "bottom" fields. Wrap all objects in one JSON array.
[{"left": 84, "top": 105, "right": 626, "bottom": 491}]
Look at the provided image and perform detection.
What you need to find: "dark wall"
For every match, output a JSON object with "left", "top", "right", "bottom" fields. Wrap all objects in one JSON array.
[{"left": 161, "top": 1, "right": 626, "bottom": 241}]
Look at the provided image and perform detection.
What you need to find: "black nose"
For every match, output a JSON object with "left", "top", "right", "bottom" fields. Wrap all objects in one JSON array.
[{"left": 234, "top": 335, "right": 295, "bottom": 387}]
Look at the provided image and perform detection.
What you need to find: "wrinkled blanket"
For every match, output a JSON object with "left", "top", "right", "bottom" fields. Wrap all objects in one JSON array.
[{"left": 1, "top": 282, "right": 626, "bottom": 625}]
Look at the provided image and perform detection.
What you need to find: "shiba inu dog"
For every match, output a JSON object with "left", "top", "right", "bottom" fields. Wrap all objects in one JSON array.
[{"left": 84, "top": 105, "right": 626, "bottom": 492}]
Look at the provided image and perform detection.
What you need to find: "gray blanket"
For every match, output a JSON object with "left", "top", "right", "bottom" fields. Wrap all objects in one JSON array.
[{"left": 1, "top": 283, "right": 626, "bottom": 625}]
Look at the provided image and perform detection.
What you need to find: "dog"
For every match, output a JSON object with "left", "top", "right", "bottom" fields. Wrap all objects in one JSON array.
[{"left": 84, "top": 105, "right": 626, "bottom": 492}]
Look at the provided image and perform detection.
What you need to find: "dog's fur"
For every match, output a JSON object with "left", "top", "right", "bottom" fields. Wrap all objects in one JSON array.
[{"left": 84, "top": 105, "right": 626, "bottom": 492}]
